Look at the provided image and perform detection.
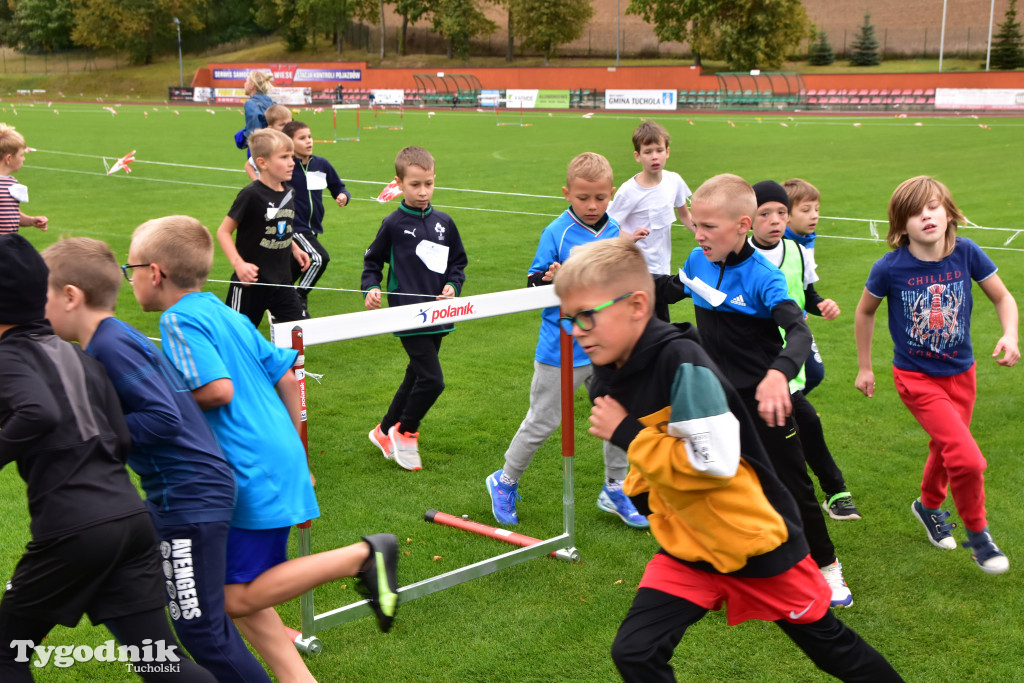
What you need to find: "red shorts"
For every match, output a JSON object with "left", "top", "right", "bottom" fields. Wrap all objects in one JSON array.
[{"left": 638, "top": 553, "right": 830, "bottom": 625}]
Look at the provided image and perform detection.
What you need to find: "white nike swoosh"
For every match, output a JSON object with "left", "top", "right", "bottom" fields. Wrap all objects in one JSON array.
[{"left": 789, "top": 600, "right": 815, "bottom": 619}]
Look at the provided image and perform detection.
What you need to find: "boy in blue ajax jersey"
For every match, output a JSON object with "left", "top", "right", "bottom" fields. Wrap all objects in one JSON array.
[
  {"left": 668, "top": 174, "right": 854, "bottom": 609},
  {"left": 128, "top": 215, "right": 400, "bottom": 683},
  {"left": 43, "top": 237, "right": 269, "bottom": 683},
  {"left": 486, "top": 152, "right": 648, "bottom": 529}
]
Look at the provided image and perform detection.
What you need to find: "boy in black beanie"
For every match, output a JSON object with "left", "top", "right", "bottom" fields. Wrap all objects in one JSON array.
[{"left": 0, "top": 233, "right": 214, "bottom": 682}]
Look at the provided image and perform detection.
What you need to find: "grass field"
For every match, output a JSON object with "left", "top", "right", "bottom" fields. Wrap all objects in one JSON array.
[{"left": 4, "top": 102, "right": 1024, "bottom": 682}]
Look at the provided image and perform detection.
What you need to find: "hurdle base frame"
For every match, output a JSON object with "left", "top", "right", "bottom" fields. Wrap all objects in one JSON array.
[{"left": 277, "top": 287, "right": 579, "bottom": 654}]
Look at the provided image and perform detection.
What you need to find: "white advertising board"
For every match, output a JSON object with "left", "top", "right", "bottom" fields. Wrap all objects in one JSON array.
[{"left": 604, "top": 89, "right": 677, "bottom": 110}]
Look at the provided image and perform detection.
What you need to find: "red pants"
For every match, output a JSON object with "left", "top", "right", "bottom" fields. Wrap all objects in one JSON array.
[{"left": 893, "top": 364, "right": 987, "bottom": 532}]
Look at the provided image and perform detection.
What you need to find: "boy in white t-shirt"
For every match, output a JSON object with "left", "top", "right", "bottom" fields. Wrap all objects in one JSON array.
[{"left": 608, "top": 120, "right": 694, "bottom": 321}]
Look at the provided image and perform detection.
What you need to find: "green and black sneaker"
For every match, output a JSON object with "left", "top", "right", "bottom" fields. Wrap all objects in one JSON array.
[{"left": 357, "top": 533, "right": 400, "bottom": 632}]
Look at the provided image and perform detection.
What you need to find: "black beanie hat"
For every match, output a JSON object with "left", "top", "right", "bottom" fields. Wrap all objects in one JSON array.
[
  {"left": 752, "top": 180, "right": 790, "bottom": 210},
  {"left": 0, "top": 233, "right": 49, "bottom": 325}
]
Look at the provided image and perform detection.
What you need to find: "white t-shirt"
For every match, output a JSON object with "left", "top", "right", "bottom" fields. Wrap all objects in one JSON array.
[
  {"left": 608, "top": 170, "right": 691, "bottom": 274},
  {"left": 749, "top": 237, "right": 819, "bottom": 288}
]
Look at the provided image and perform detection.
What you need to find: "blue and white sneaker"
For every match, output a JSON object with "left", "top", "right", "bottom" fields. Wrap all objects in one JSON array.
[
  {"left": 486, "top": 470, "right": 521, "bottom": 525},
  {"left": 820, "top": 559, "right": 853, "bottom": 608},
  {"left": 912, "top": 499, "right": 958, "bottom": 550},
  {"left": 963, "top": 530, "right": 1009, "bottom": 575},
  {"left": 597, "top": 484, "right": 649, "bottom": 528}
]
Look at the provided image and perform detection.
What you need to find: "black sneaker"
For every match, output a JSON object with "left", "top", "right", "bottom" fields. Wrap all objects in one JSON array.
[
  {"left": 357, "top": 534, "right": 400, "bottom": 632},
  {"left": 822, "top": 492, "right": 861, "bottom": 521}
]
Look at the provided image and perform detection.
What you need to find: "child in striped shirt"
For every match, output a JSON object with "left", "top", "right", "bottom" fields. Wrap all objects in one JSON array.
[{"left": 0, "top": 124, "right": 47, "bottom": 234}]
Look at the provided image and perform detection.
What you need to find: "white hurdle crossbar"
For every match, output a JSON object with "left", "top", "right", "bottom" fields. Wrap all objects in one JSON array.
[{"left": 270, "top": 287, "right": 581, "bottom": 653}]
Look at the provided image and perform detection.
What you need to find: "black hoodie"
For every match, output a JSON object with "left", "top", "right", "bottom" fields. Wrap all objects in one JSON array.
[{"left": 590, "top": 317, "right": 809, "bottom": 577}]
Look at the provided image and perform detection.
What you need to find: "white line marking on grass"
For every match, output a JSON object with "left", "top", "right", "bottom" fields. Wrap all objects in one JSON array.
[{"left": 31, "top": 148, "right": 563, "bottom": 199}]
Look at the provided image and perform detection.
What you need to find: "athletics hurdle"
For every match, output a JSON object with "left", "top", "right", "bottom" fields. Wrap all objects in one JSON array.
[
  {"left": 270, "top": 286, "right": 579, "bottom": 653},
  {"left": 370, "top": 103, "right": 404, "bottom": 130},
  {"left": 496, "top": 100, "right": 530, "bottom": 127},
  {"left": 328, "top": 104, "right": 360, "bottom": 142}
]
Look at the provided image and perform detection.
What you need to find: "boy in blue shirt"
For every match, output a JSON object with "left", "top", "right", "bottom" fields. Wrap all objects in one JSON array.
[
  {"left": 42, "top": 237, "right": 271, "bottom": 683},
  {"left": 485, "top": 152, "right": 647, "bottom": 529},
  {"left": 283, "top": 120, "right": 350, "bottom": 317},
  {"left": 128, "top": 215, "right": 399, "bottom": 683}
]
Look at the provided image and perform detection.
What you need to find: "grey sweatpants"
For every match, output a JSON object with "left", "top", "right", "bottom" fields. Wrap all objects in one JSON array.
[{"left": 502, "top": 361, "right": 629, "bottom": 483}]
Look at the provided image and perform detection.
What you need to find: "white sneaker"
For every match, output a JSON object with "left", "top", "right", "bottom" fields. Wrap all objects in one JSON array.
[
  {"left": 820, "top": 559, "right": 853, "bottom": 608},
  {"left": 387, "top": 423, "right": 422, "bottom": 471}
]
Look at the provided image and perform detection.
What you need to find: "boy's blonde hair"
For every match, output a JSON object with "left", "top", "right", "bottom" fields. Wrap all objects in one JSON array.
[
  {"left": 41, "top": 237, "right": 121, "bottom": 311},
  {"left": 264, "top": 104, "right": 292, "bottom": 127},
  {"left": 245, "top": 70, "right": 273, "bottom": 94},
  {"left": 131, "top": 216, "right": 214, "bottom": 289},
  {"left": 887, "top": 175, "right": 962, "bottom": 253},
  {"left": 0, "top": 123, "right": 26, "bottom": 158},
  {"left": 395, "top": 146, "right": 434, "bottom": 179},
  {"left": 567, "top": 152, "right": 614, "bottom": 187},
  {"left": 248, "top": 128, "right": 293, "bottom": 164},
  {"left": 691, "top": 173, "right": 756, "bottom": 221},
  {"left": 554, "top": 239, "right": 654, "bottom": 307},
  {"left": 783, "top": 178, "right": 820, "bottom": 206},
  {"left": 632, "top": 120, "right": 670, "bottom": 152}
]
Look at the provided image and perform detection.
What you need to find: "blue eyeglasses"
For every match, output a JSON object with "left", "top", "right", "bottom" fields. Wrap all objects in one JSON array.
[{"left": 558, "top": 292, "right": 634, "bottom": 335}]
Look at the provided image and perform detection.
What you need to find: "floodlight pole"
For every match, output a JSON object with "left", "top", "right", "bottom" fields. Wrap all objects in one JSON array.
[
  {"left": 616, "top": 0, "right": 621, "bottom": 67},
  {"left": 986, "top": 0, "right": 996, "bottom": 71},
  {"left": 173, "top": 17, "right": 183, "bottom": 88},
  {"left": 938, "top": 0, "right": 948, "bottom": 72}
]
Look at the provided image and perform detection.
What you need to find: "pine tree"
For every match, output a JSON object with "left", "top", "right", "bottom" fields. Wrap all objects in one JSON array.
[
  {"left": 808, "top": 26, "right": 835, "bottom": 66},
  {"left": 992, "top": 0, "right": 1024, "bottom": 70},
  {"left": 849, "top": 13, "right": 881, "bottom": 66}
]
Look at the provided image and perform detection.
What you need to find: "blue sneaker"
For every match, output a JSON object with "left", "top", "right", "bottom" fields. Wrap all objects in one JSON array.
[
  {"left": 911, "top": 499, "right": 957, "bottom": 550},
  {"left": 597, "top": 485, "right": 649, "bottom": 528},
  {"left": 486, "top": 470, "right": 521, "bottom": 525},
  {"left": 963, "top": 530, "right": 1009, "bottom": 575}
]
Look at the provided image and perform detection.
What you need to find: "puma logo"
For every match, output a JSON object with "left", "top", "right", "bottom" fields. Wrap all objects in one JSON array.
[{"left": 404, "top": 228, "right": 417, "bottom": 237}]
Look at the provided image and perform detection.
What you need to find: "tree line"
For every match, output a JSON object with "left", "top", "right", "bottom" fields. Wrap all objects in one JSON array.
[{"left": 0, "top": 0, "right": 1019, "bottom": 70}]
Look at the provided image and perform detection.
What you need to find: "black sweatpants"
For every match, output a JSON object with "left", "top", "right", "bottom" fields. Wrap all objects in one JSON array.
[
  {"left": 792, "top": 390, "right": 847, "bottom": 497},
  {"left": 612, "top": 587, "right": 904, "bottom": 683},
  {"left": 226, "top": 281, "right": 307, "bottom": 329},
  {"left": 291, "top": 231, "right": 330, "bottom": 307},
  {"left": 381, "top": 333, "right": 446, "bottom": 434},
  {"left": 742, "top": 393, "right": 836, "bottom": 568}
]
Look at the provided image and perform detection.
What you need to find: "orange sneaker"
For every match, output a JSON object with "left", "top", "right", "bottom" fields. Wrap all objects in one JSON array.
[
  {"left": 387, "top": 423, "right": 422, "bottom": 471},
  {"left": 368, "top": 424, "right": 394, "bottom": 460}
]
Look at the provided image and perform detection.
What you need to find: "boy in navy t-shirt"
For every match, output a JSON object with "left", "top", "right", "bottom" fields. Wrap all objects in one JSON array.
[
  {"left": 0, "top": 233, "right": 215, "bottom": 682},
  {"left": 43, "top": 237, "right": 271, "bottom": 683},
  {"left": 128, "top": 214, "right": 400, "bottom": 683}
]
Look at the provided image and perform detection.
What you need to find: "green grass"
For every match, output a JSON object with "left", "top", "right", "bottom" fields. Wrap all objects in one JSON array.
[{"left": 4, "top": 105, "right": 1024, "bottom": 681}]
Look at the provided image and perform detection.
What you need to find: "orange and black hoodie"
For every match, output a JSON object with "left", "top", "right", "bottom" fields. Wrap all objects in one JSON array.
[{"left": 590, "top": 318, "right": 809, "bottom": 577}]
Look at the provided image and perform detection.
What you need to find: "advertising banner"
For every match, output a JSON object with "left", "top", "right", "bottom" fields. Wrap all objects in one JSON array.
[
  {"left": 214, "top": 87, "right": 310, "bottom": 105},
  {"left": 934, "top": 88, "right": 1024, "bottom": 111},
  {"left": 371, "top": 89, "right": 405, "bottom": 105},
  {"left": 604, "top": 89, "right": 677, "bottom": 110},
  {"left": 536, "top": 90, "right": 570, "bottom": 109},
  {"left": 479, "top": 90, "right": 501, "bottom": 107},
  {"left": 210, "top": 64, "right": 362, "bottom": 85}
]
